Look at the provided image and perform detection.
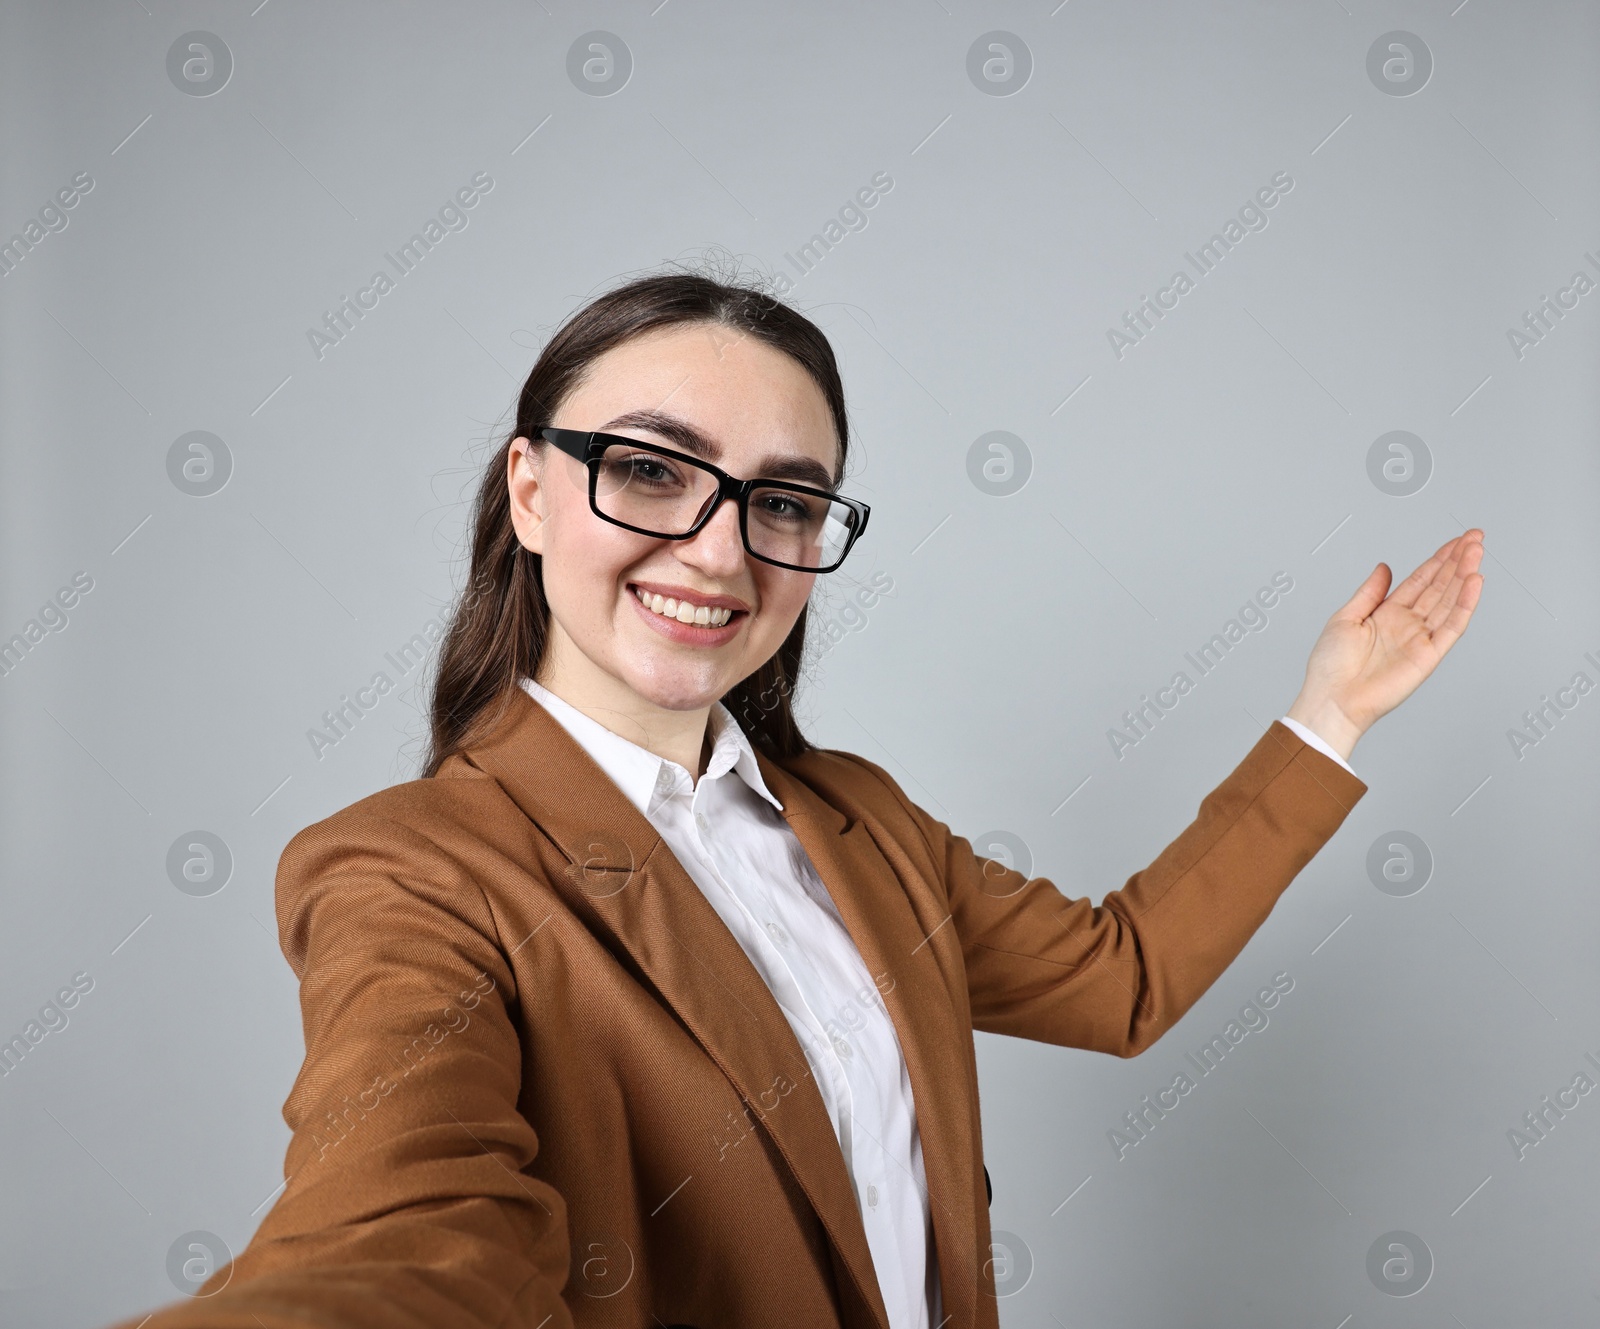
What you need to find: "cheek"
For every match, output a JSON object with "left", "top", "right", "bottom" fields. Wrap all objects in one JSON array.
[
  {"left": 753, "top": 574, "right": 815, "bottom": 641},
  {"left": 542, "top": 492, "right": 630, "bottom": 618}
]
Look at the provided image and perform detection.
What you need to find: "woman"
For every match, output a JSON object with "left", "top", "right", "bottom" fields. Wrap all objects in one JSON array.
[{"left": 110, "top": 270, "right": 1483, "bottom": 1329}]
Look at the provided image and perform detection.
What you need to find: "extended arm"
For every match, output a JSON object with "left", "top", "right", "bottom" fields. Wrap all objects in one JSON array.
[
  {"left": 106, "top": 815, "right": 575, "bottom": 1329},
  {"left": 934, "top": 528, "right": 1481, "bottom": 1052},
  {"left": 846, "top": 722, "right": 1367, "bottom": 1057}
]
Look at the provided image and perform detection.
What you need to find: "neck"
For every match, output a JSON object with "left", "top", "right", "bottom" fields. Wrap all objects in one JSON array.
[{"left": 535, "top": 634, "right": 715, "bottom": 780}]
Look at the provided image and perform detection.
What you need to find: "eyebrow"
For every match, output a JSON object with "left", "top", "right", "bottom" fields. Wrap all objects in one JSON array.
[{"left": 598, "top": 409, "right": 839, "bottom": 492}]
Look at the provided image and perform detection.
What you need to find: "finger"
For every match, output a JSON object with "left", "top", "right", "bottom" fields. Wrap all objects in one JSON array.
[
  {"left": 1385, "top": 542, "right": 1456, "bottom": 613},
  {"left": 1395, "top": 528, "right": 1481, "bottom": 615},
  {"left": 1424, "top": 568, "right": 1484, "bottom": 658},
  {"left": 1387, "top": 533, "right": 1464, "bottom": 612},
  {"left": 1423, "top": 533, "right": 1485, "bottom": 634},
  {"left": 1336, "top": 561, "right": 1392, "bottom": 623},
  {"left": 1414, "top": 530, "right": 1484, "bottom": 626},
  {"left": 1412, "top": 531, "right": 1476, "bottom": 623}
]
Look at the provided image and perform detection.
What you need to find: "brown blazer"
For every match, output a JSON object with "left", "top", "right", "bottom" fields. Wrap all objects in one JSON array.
[{"left": 110, "top": 688, "right": 1366, "bottom": 1329}]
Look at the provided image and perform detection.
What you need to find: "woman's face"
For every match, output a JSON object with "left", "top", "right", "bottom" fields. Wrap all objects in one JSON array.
[{"left": 507, "top": 321, "right": 841, "bottom": 718}]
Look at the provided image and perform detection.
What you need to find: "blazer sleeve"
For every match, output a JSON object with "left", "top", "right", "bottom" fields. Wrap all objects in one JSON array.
[
  {"left": 107, "top": 814, "right": 576, "bottom": 1329},
  {"left": 848, "top": 719, "right": 1367, "bottom": 1057}
]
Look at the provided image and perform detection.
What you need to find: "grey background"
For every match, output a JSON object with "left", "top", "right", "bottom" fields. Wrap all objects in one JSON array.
[{"left": 2, "top": 2, "right": 1597, "bottom": 1326}]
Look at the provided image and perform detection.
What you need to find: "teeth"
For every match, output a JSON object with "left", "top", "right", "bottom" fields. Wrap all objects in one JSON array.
[{"left": 634, "top": 586, "right": 735, "bottom": 628}]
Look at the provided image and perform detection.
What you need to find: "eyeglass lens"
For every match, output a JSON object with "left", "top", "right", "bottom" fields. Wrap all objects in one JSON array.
[{"left": 592, "top": 442, "right": 855, "bottom": 569}]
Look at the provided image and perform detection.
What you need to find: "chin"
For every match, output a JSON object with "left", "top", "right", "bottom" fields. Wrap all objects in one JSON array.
[{"left": 625, "top": 667, "right": 733, "bottom": 713}]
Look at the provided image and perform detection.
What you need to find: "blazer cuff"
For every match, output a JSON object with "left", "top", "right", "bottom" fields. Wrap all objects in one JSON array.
[{"left": 1279, "top": 714, "right": 1357, "bottom": 778}]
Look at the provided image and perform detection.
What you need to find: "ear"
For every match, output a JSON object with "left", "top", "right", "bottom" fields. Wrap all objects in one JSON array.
[{"left": 506, "top": 437, "right": 546, "bottom": 555}]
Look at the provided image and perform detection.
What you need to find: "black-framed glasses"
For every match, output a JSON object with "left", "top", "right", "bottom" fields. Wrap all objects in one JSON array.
[{"left": 534, "top": 426, "right": 871, "bottom": 574}]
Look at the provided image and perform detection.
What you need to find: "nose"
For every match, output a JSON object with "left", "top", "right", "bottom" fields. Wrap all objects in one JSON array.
[{"left": 678, "top": 491, "right": 748, "bottom": 575}]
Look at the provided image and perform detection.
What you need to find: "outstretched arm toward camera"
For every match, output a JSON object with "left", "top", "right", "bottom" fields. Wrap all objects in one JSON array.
[{"left": 105, "top": 816, "right": 575, "bottom": 1329}]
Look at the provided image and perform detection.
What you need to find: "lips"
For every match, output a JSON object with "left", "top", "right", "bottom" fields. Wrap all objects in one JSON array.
[
  {"left": 627, "top": 579, "right": 750, "bottom": 614},
  {"left": 632, "top": 584, "right": 739, "bottom": 627},
  {"left": 626, "top": 582, "right": 748, "bottom": 644}
]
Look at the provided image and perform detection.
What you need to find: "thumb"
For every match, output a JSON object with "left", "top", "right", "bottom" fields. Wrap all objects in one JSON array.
[{"left": 1335, "top": 562, "right": 1390, "bottom": 624}]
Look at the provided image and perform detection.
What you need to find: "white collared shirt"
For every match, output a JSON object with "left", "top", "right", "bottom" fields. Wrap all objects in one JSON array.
[{"left": 520, "top": 676, "right": 942, "bottom": 1329}]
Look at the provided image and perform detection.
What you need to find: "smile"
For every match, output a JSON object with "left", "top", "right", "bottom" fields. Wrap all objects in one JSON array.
[{"left": 631, "top": 585, "right": 739, "bottom": 628}]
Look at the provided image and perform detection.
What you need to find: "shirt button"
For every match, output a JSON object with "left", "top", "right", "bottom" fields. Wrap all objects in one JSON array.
[
  {"left": 695, "top": 812, "right": 709, "bottom": 832},
  {"left": 765, "top": 920, "right": 788, "bottom": 947},
  {"left": 867, "top": 1184, "right": 879, "bottom": 1208},
  {"left": 833, "top": 1036, "right": 852, "bottom": 1062}
]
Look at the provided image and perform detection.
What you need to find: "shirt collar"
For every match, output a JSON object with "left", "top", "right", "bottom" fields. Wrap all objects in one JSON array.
[{"left": 518, "top": 676, "right": 784, "bottom": 818}]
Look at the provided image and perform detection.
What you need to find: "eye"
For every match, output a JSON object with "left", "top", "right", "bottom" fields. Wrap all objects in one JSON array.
[
  {"left": 756, "top": 491, "right": 819, "bottom": 523},
  {"left": 627, "top": 455, "right": 671, "bottom": 483},
  {"left": 598, "top": 450, "right": 687, "bottom": 489}
]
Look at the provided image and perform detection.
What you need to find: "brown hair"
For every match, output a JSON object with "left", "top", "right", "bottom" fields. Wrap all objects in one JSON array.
[{"left": 420, "top": 262, "right": 851, "bottom": 778}]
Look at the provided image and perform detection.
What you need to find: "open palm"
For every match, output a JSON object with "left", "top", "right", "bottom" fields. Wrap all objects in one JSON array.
[{"left": 1291, "top": 529, "right": 1485, "bottom": 749}]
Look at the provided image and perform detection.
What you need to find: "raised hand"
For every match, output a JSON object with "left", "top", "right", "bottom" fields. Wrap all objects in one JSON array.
[{"left": 1285, "top": 529, "right": 1485, "bottom": 760}]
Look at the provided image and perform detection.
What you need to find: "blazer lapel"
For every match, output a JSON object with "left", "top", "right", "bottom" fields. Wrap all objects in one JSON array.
[
  {"left": 756, "top": 750, "right": 980, "bottom": 1329},
  {"left": 463, "top": 687, "right": 891, "bottom": 1329}
]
